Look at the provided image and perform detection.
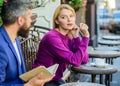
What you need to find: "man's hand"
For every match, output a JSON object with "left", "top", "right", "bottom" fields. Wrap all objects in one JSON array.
[{"left": 24, "top": 72, "right": 53, "bottom": 86}]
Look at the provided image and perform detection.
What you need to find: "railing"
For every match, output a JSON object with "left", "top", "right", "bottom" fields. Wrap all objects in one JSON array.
[{"left": 30, "top": 25, "right": 50, "bottom": 43}]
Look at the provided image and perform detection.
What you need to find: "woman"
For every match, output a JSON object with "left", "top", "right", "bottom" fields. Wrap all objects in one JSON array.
[{"left": 33, "top": 4, "right": 90, "bottom": 86}]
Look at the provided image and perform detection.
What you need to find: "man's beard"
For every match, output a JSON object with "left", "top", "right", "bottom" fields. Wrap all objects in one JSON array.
[{"left": 17, "top": 22, "right": 30, "bottom": 38}]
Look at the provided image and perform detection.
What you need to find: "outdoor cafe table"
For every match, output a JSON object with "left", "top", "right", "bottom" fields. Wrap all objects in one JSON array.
[
  {"left": 98, "top": 40, "right": 120, "bottom": 46},
  {"left": 60, "top": 82, "right": 105, "bottom": 86},
  {"left": 102, "top": 35, "right": 120, "bottom": 40},
  {"left": 88, "top": 50, "right": 120, "bottom": 64},
  {"left": 71, "top": 64, "right": 117, "bottom": 86},
  {"left": 94, "top": 46, "right": 120, "bottom": 51}
]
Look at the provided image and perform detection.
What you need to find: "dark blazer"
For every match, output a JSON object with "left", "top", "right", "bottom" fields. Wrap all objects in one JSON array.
[{"left": 0, "top": 26, "right": 26, "bottom": 86}]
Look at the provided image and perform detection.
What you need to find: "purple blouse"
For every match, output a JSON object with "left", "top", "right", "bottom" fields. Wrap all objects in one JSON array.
[{"left": 32, "top": 29, "right": 89, "bottom": 81}]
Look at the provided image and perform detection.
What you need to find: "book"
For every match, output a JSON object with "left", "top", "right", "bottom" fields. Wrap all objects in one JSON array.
[{"left": 19, "top": 64, "right": 59, "bottom": 82}]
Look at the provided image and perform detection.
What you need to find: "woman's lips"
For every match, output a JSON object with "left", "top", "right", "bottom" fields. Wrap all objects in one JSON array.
[{"left": 67, "top": 24, "right": 73, "bottom": 26}]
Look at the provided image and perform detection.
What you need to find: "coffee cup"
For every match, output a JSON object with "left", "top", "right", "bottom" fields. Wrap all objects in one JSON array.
[{"left": 95, "top": 58, "right": 105, "bottom": 67}]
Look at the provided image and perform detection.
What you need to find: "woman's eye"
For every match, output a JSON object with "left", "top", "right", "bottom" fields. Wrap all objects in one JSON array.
[
  {"left": 70, "top": 15, "right": 74, "bottom": 17},
  {"left": 61, "top": 16, "right": 66, "bottom": 19}
]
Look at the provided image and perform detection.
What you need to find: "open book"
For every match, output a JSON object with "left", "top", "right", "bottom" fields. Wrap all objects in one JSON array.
[{"left": 19, "top": 64, "right": 59, "bottom": 82}]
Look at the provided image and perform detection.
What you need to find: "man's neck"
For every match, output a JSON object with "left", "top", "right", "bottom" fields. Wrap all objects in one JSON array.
[{"left": 4, "top": 25, "right": 18, "bottom": 43}]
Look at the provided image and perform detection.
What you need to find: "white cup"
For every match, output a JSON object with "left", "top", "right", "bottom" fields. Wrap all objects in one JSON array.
[{"left": 95, "top": 58, "right": 105, "bottom": 66}]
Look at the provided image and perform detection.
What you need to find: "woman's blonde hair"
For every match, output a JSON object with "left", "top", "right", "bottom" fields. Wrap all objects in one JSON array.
[{"left": 53, "top": 4, "right": 76, "bottom": 29}]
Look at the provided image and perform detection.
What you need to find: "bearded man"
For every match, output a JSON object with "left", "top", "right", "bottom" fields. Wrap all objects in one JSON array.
[{"left": 0, "top": 0, "right": 52, "bottom": 86}]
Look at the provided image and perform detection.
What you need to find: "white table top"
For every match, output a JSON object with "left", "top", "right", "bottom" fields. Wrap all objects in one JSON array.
[
  {"left": 60, "top": 82, "right": 105, "bottom": 86},
  {"left": 102, "top": 35, "right": 120, "bottom": 40}
]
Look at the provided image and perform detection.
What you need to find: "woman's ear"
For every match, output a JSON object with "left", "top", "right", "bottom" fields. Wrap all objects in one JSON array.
[
  {"left": 55, "top": 19, "right": 59, "bottom": 25},
  {"left": 17, "top": 16, "right": 24, "bottom": 26}
]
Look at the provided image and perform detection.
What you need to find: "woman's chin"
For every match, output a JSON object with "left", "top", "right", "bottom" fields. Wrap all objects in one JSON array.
[
  {"left": 64, "top": 27, "right": 73, "bottom": 30},
  {"left": 67, "top": 28, "right": 73, "bottom": 30}
]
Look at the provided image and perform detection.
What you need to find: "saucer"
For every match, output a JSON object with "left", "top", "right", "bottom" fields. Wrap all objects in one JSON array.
[{"left": 90, "top": 62, "right": 108, "bottom": 68}]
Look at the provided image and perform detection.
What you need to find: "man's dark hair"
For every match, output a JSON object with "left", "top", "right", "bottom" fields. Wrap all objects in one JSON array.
[{"left": 1, "top": 0, "right": 32, "bottom": 25}]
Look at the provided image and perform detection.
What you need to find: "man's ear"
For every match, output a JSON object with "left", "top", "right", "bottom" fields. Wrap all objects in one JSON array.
[{"left": 17, "top": 16, "right": 24, "bottom": 26}]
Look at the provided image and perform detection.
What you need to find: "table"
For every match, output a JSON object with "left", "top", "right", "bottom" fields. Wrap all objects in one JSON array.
[
  {"left": 89, "top": 50, "right": 120, "bottom": 83},
  {"left": 89, "top": 50, "right": 120, "bottom": 58},
  {"left": 71, "top": 64, "right": 117, "bottom": 86},
  {"left": 87, "top": 46, "right": 94, "bottom": 51},
  {"left": 98, "top": 40, "right": 120, "bottom": 46},
  {"left": 94, "top": 46, "right": 120, "bottom": 51},
  {"left": 102, "top": 35, "right": 120, "bottom": 40},
  {"left": 60, "top": 82, "right": 105, "bottom": 86},
  {"left": 89, "top": 50, "right": 120, "bottom": 64}
]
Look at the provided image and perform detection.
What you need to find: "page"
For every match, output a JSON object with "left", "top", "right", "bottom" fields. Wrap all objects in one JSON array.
[{"left": 47, "top": 64, "right": 59, "bottom": 74}]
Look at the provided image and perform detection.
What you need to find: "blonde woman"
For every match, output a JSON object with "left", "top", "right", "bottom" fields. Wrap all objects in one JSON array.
[{"left": 33, "top": 4, "right": 90, "bottom": 86}]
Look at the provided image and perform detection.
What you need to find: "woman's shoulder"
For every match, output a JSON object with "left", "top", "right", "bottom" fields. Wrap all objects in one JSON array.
[
  {"left": 42, "top": 29, "right": 62, "bottom": 44},
  {"left": 45, "top": 29, "right": 60, "bottom": 38}
]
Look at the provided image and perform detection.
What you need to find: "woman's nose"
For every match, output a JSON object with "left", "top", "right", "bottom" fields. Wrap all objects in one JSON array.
[{"left": 67, "top": 17, "right": 71, "bottom": 21}]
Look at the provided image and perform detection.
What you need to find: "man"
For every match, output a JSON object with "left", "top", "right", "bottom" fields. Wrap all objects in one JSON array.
[{"left": 0, "top": 0, "right": 53, "bottom": 86}]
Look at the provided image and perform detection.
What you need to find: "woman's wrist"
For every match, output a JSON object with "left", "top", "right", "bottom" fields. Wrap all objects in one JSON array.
[
  {"left": 73, "top": 34, "right": 79, "bottom": 38},
  {"left": 81, "top": 31, "right": 90, "bottom": 38},
  {"left": 83, "top": 34, "right": 90, "bottom": 38}
]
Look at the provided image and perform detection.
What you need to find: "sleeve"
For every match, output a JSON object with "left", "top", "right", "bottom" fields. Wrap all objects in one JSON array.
[
  {"left": 68, "top": 37, "right": 82, "bottom": 52},
  {"left": 0, "top": 49, "right": 24, "bottom": 86},
  {"left": 0, "top": 52, "right": 8, "bottom": 84},
  {"left": 45, "top": 36, "right": 89, "bottom": 67},
  {"left": 69, "top": 37, "right": 89, "bottom": 64}
]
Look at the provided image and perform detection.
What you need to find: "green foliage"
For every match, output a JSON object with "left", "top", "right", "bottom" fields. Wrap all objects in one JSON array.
[
  {"left": 0, "top": 0, "right": 3, "bottom": 3},
  {"left": 0, "top": 0, "right": 3, "bottom": 13},
  {"left": 0, "top": 0, "right": 4, "bottom": 8},
  {"left": 69, "top": 0, "right": 83, "bottom": 12},
  {"left": 0, "top": 17, "right": 2, "bottom": 26},
  {"left": 0, "top": 0, "right": 3, "bottom": 25}
]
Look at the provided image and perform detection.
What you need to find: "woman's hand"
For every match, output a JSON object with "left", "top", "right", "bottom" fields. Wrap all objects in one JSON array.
[
  {"left": 79, "top": 23, "right": 90, "bottom": 37},
  {"left": 24, "top": 72, "right": 53, "bottom": 86},
  {"left": 68, "top": 23, "right": 89, "bottom": 39},
  {"left": 68, "top": 24, "right": 80, "bottom": 39}
]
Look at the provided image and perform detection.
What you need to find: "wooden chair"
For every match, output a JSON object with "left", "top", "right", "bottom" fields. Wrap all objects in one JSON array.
[
  {"left": 20, "top": 25, "right": 71, "bottom": 81},
  {"left": 20, "top": 25, "right": 50, "bottom": 71},
  {"left": 62, "top": 68, "right": 71, "bottom": 82},
  {"left": 20, "top": 36, "right": 38, "bottom": 71}
]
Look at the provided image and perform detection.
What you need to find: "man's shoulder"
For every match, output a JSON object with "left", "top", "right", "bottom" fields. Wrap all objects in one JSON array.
[
  {"left": 0, "top": 31, "right": 4, "bottom": 39},
  {"left": 0, "top": 27, "right": 4, "bottom": 37},
  {"left": 0, "top": 27, "right": 7, "bottom": 45}
]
